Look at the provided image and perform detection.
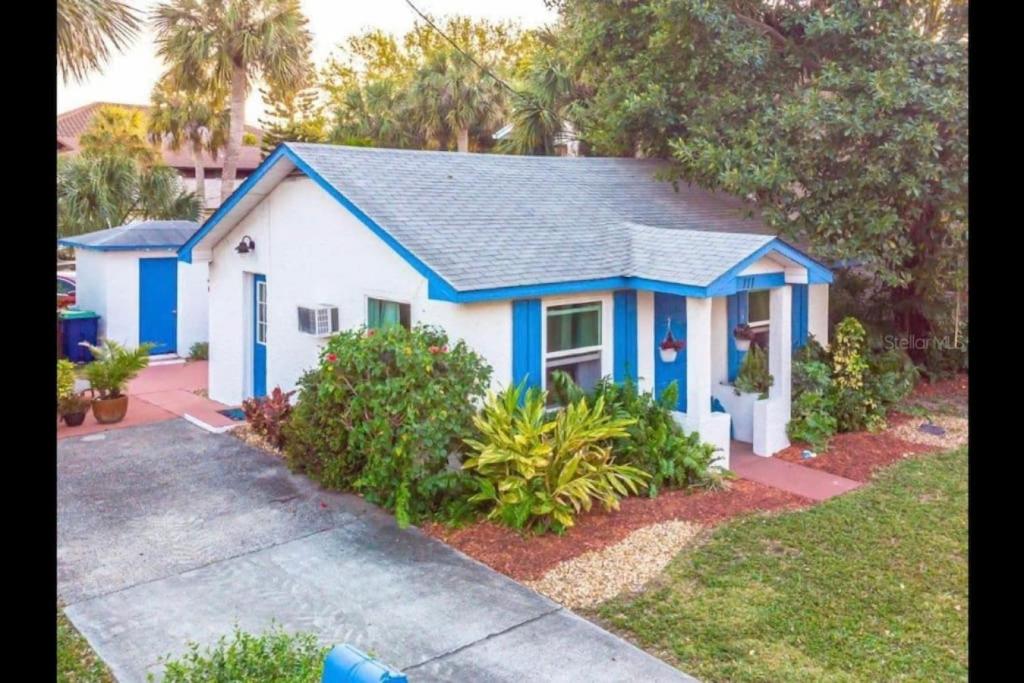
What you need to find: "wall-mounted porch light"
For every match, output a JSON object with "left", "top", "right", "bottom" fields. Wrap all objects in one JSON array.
[{"left": 235, "top": 235, "right": 256, "bottom": 254}]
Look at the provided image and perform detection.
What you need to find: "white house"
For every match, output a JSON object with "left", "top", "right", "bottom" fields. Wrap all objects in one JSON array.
[
  {"left": 59, "top": 221, "right": 209, "bottom": 356},
  {"left": 179, "top": 143, "right": 832, "bottom": 465}
]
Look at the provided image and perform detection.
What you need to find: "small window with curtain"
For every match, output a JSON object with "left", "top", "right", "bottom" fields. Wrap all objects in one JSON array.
[
  {"left": 747, "top": 290, "right": 770, "bottom": 350},
  {"left": 545, "top": 301, "right": 602, "bottom": 399},
  {"left": 367, "top": 297, "right": 411, "bottom": 330}
]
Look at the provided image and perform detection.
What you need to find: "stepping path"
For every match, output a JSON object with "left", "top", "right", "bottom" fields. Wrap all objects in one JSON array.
[
  {"left": 730, "top": 441, "right": 862, "bottom": 501},
  {"left": 58, "top": 360, "right": 236, "bottom": 440}
]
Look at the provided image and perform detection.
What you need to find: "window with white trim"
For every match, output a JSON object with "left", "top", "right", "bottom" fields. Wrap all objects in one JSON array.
[
  {"left": 545, "top": 302, "right": 602, "bottom": 398},
  {"left": 256, "top": 280, "right": 268, "bottom": 345},
  {"left": 747, "top": 289, "right": 770, "bottom": 350}
]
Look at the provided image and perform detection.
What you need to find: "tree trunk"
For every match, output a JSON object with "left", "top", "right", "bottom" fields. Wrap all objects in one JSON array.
[
  {"left": 192, "top": 146, "right": 206, "bottom": 213},
  {"left": 457, "top": 127, "right": 470, "bottom": 153},
  {"left": 221, "top": 64, "right": 247, "bottom": 204}
]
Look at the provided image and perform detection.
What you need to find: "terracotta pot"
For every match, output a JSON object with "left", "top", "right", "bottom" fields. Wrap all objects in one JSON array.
[
  {"left": 92, "top": 395, "right": 129, "bottom": 424},
  {"left": 62, "top": 411, "right": 87, "bottom": 427}
]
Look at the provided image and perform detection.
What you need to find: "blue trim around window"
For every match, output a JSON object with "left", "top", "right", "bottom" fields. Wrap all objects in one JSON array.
[
  {"left": 613, "top": 290, "right": 638, "bottom": 383},
  {"left": 511, "top": 299, "right": 542, "bottom": 392}
]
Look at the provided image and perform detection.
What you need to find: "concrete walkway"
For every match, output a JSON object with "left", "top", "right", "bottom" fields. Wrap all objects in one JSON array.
[
  {"left": 58, "top": 361, "right": 236, "bottom": 440},
  {"left": 58, "top": 420, "right": 692, "bottom": 682},
  {"left": 730, "top": 441, "right": 861, "bottom": 501}
]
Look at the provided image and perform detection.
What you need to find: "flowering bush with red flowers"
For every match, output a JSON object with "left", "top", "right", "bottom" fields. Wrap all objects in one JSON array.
[{"left": 284, "top": 324, "right": 491, "bottom": 526}]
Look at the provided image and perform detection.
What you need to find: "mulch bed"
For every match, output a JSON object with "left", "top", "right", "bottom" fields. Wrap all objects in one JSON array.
[
  {"left": 421, "top": 480, "right": 809, "bottom": 581},
  {"left": 775, "top": 431, "right": 936, "bottom": 482}
]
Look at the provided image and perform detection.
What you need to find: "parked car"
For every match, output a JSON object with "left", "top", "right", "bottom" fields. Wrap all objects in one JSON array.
[{"left": 57, "top": 272, "right": 76, "bottom": 308}]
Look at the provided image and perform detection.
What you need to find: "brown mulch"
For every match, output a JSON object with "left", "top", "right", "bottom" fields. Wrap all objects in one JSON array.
[
  {"left": 421, "top": 480, "right": 809, "bottom": 581},
  {"left": 775, "top": 431, "right": 936, "bottom": 482}
]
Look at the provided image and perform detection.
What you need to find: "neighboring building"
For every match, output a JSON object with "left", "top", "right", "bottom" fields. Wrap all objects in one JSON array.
[
  {"left": 57, "top": 102, "right": 263, "bottom": 213},
  {"left": 179, "top": 143, "right": 833, "bottom": 465},
  {"left": 59, "top": 221, "right": 209, "bottom": 357},
  {"left": 492, "top": 120, "right": 582, "bottom": 157}
]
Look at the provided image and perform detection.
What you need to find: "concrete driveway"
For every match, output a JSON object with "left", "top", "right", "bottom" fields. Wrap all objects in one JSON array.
[{"left": 58, "top": 420, "right": 693, "bottom": 682}]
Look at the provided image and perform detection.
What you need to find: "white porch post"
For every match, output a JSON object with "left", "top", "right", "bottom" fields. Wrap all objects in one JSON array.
[
  {"left": 753, "top": 285, "right": 792, "bottom": 455},
  {"left": 679, "top": 296, "right": 731, "bottom": 468}
]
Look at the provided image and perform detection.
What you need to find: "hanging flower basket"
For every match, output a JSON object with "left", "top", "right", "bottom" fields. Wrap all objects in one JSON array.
[
  {"left": 733, "top": 323, "right": 756, "bottom": 352},
  {"left": 659, "top": 324, "right": 685, "bottom": 363}
]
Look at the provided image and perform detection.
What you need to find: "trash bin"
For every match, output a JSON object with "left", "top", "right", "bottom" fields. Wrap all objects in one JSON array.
[
  {"left": 60, "top": 310, "right": 100, "bottom": 363},
  {"left": 321, "top": 644, "right": 407, "bottom": 683}
]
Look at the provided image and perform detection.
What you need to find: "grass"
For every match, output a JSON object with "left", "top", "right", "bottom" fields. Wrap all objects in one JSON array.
[
  {"left": 594, "top": 448, "right": 967, "bottom": 682},
  {"left": 58, "top": 607, "right": 113, "bottom": 683}
]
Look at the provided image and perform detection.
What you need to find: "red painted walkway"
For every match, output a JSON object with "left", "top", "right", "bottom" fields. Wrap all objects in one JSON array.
[
  {"left": 730, "top": 441, "right": 862, "bottom": 502},
  {"left": 58, "top": 360, "right": 237, "bottom": 440}
]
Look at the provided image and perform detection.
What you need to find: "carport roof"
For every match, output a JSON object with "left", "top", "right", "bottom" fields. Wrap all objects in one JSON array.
[{"left": 58, "top": 220, "right": 200, "bottom": 251}]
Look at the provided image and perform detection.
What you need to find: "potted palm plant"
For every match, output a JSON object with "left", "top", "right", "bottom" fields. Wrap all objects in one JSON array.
[{"left": 80, "top": 340, "right": 154, "bottom": 424}]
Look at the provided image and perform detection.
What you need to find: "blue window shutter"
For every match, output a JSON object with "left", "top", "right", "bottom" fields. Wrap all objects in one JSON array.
[
  {"left": 511, "top": 299, "right": 542, "bottom": 392},
  {"left": 792, "top": 284, "right": 809, "bottom": 349},
  {"left": 727, "top": 292, "right": 749, "bottom": 381},
  {"left": 613, "top": 290, "right": 638, "bottom": 383}
]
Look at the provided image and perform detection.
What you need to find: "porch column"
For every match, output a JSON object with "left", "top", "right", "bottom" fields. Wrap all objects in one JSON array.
[
  {"left": 753, "top": 285, "right": 792, "bottom": 455},
  {"left": 681, "top": 296, "right": 731, "bottom": 468}
]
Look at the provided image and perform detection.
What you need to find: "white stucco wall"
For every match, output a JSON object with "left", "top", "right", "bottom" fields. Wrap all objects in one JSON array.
[
  {"left": 809, "top": 283, "right": 830, "bottom": 347},
  {"left": 635, "top": 291, "right": 655, "bottom": 394},
  {"left": 205, "top": 177, "right": 514, "bottom": 405},
  {"left": 71, "top": 247, "right": 208, "bottom": 355}
]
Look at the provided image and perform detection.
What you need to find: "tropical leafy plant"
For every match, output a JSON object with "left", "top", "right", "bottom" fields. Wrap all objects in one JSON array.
[
  {"left": 283, "top": 324, "right": 491, "bottom": 526},
  {"left": 734, "top": 344, "right": 773, "bottom": 398},
  {"left": 463, "top": 382, "right": 648, "bottom": 533},
  {"left": 80, "top": 340, "right": 153, "bottom": 398},
  {"left": 188, "top": 341, "right": 209, "bottom": 360},
  {"left": 549, "top": 372, "right": 725, "bottom": 496},
  {"left": 58, "top": 359, "right": 76, "bottom": 404},
  {"left": 242, "top": 387, "right": 294, "bottom": 449},
  {"left": 57, "top": 0, "right": 141, "bottom": 84}
]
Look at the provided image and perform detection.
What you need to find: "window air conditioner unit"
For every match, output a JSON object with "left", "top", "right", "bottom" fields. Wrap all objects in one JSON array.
[{"left": 297, "top": 304, "right": 340, "bottom": 337}]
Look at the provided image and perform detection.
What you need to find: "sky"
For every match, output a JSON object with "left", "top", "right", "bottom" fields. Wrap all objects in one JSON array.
[{"left": 57, "top": 0, "right": 557, "bottom": 123}]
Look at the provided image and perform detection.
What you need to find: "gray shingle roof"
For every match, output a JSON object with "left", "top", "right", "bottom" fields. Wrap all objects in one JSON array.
[
  {"left": 288, "top": 143, "right": 782, "bottom": 290},
  {"left": 59, "top": 220, "right": 199, "bottom": 250}
]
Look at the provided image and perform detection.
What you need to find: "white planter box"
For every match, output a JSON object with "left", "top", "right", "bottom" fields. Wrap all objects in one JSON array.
[{"left": 713, "top": 383, "right": 765, "bottom": 444}]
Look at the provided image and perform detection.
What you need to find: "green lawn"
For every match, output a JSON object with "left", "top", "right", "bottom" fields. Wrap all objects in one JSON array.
[
  {"left": 595, "top": 448, "right": 967, "bottom": 682},
  {"left": 58, "top": 607, "right": 113, "bottom": 683}
]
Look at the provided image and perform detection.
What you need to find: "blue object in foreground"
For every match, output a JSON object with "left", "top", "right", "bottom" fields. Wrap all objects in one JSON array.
[
  {"left": 217, "top": 407, "right": 247, "bottom": 421},
  {"left": 322, "top": 644, "right": 408, "bottom": 683}
]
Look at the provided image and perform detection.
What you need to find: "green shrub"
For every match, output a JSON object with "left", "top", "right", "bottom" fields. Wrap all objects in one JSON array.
[
  {"left": 58, "top": 359, "right": 76, "bottom": 404},
  {"left": 155, "top": 626, "right": 327, "bottom": 683},
  {"left": 734, "top": 344, "right": 773, "bottom": 398},
  {"left": 188, "top": 342, "right": 209, "bottom": 360},
  {"left": 242, "top": 387, "right": 294, "bottom": 449},
  {"left": 283, "top": 324, "right": 491, "bottom": 526},
  {"left": 80, "top": 340, "right": 154, "bottom": 398},
  {"left": 463, "top": 382, "right": 649, "bottom": 533},
  {"left": 550, "top": 372, "right": 723, "bottom": 496}
]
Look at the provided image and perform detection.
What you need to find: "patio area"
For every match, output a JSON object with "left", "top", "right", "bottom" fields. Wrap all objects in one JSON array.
[{"left": 58, "top": 360, "right": 238, "bottom": 439}]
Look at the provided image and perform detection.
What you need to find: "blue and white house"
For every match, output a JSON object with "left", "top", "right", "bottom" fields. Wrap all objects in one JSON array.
[
  {"left": 60, "top": 220, "right": 209, "bottom": 357},
  {"left": 180, "top": 143, "right": 832, "bottom": 465}
]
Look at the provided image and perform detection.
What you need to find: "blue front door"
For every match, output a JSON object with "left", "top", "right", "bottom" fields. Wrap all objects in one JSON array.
[
  {"left": 654, "top": 292, "right": 687, "bottom": 412},
  {"left": 252, "top": 274, "right": 267, "bottom": 398},
  {"left": 139, "top": 257, "right": 177, "bottom": 355}
]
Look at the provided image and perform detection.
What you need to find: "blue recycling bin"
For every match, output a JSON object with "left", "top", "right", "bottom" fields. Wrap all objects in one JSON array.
[
  {"left": 321, "top": 644, "right": 407, "bottom": 683},
  {"left": 61, "top": 310, "right": 100, "bottom": 363}
]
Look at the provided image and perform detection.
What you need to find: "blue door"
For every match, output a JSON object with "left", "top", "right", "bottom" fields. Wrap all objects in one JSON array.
[
  {"left": 139, "top": 257, "right": 178, "bottom": 355},
  {"left": 252, "top": 274, "right": 267, "bottom": 398},
  {"left": 653, "top": 293, "right": 687, "bottom": 412}
]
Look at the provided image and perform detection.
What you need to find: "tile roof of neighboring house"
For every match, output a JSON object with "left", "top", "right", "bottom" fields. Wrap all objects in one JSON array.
[
  {"left": 57, "top": 102, "right": 263, "bottom": 172},
  {"left": 58, "top": 220, "right": 200, "bottom": 251},
  {"left": 184, "top": 143, "right": 831, "bottom": 296}
]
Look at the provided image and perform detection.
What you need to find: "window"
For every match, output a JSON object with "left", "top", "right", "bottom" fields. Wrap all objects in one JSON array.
[
  {"left": 256, "top": 280, "right": 267, "bottom": 344},
  {"left": 747, "top": 290, "right": 770, "bottom": 350},
  {"left": 57, "top": 277, "right": 75, "bottom": 295},
  {"left": 545, "top": 302, "right": 602, "bottom": 398},
  {"left": 367, "top": 297, "right": 411, "bottom": 330}
]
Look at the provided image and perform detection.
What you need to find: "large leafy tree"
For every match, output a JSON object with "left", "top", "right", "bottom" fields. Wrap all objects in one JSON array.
[
  {"left": 148, "top": 74, "right": 230, "bottom": 211},
  {"left": 57, "top": 154, "right": 200, "bottom": 237},
  {"left": 258, "top": 79, "right": 327, "bottom": 156},
  {"left": 78, "top": 105, "right": 158, "bottom": 164},
  {"left": 153, "top": 0, "right": 314, "bottom": 203},
  {"left": 57, "top": 0, "right": 141, "bottom": 84},
  {"left": 558, "top": 0, "right": 967, "bottom": 361}
]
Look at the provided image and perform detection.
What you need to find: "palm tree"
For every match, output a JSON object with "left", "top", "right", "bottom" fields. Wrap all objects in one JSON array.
[
  {"left": 500, "top": 39, "right": 576, "bottom": 156},
  {"left": 152, "top": 0, "right": 313, "bottom": 203},
  {"left": 148, "top": 75, "right": 229, "bottom": 212},
  {"left": 57, "top": 0, "right": 141, "bottom": 84},
  {"left": 78, "top": 105, "right": 158, "bottom": 164}
]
